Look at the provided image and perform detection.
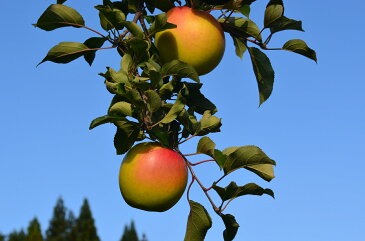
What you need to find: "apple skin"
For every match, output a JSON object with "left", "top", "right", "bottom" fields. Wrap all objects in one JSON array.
[
  {"left": 155, "top": 6, "right": 225, "bottom": 76},
  {"left": 119, "top": 142, "right": 188, "bottom": 212}
]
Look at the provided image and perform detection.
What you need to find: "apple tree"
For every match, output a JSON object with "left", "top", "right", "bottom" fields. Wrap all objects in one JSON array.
[{"left": 34, "top": 0, "right": 316, "bottom": 240}]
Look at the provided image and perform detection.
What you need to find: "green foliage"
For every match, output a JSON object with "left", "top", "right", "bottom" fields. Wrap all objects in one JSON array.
[
  {"left": 34, "top": 4, "right": 84, "bottom": 31},
  {"left": 8, "top": 230, "right": 26, "bottom": 241},
  {"left": 71, "top": 199, "right": 100, "bottom": 241},
  {"left": 34, "top": 0, "right": 317, "bottom": 240},
  {"left": 184, "top": 201, "right": 212, "bottom": 241},
  {"left": 27, "top": 218, "right": 44, "bottom": 241},
  {"left": 46, "top": 198, "right": 72, "bottom": 241}
]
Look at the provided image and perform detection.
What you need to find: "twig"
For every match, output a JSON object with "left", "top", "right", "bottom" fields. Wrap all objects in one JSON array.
[
  {"left": 186, "top": 177, "right": 195, "bottom": 201},
  {"left": 176, "top": 148, "right": 220, "bottom": 213},
  {"left": 189, "top": 159, "right": 215, "bottom": 166},
  {"left": 178, "top": 134, "right": 197, "bottom": 145},
  {"left": 58, "top": 22, "right": 109, "bottom": 40}
]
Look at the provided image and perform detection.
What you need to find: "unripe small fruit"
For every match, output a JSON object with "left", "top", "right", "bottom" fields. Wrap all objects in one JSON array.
[
  {"left": 119, "top": 142, "right": 188, "bottom": 212},
  {"left": 155, "top": 6, "right": 225, "bottom": 75}
]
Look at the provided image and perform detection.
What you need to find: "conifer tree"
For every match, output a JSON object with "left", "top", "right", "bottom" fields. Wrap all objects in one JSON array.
[
  {"left": 46, "top": 198, "right": 69, "bottom": 241},
  {"left": 8, "top": 230, "right": 26, "bottom": 241},
  {"left": 72, "top": 199, "right": 100, "bottom": 241},
  {"left": 0, "top": 233, "right": 5, "bottom": 241},
  {"left": 26, "top": 218, "right": 44, "bottom": 241},
  {"left": 120, "top": 221, "right": 142, "bottom": 241}
]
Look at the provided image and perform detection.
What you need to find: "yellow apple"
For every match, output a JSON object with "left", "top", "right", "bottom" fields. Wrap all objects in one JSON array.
[
  {"left": 155, "top": 6, "right": 225, "bottom": 75},
  {"left": 119, "top": 142, "right": 188, "bottom": 212}
]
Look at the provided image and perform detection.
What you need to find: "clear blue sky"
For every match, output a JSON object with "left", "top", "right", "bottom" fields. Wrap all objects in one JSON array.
[{"left": 1, "top": 0, "right": 364, "bottom": 240}]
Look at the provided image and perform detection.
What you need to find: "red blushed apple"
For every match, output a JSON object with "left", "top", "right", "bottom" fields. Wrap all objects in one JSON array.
[
  {"left": 119, "top": 142, "right": 188, "bottom": 212},
  {"left": 155, "top": 6, "right": 225, "bottom": 76}
]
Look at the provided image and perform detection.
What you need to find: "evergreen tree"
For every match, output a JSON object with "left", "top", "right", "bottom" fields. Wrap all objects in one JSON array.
[
  {"left": 66, "top": 211, "right": 77, "bottom": 241},
  {"left": 26, "top": 218, "right": 44, "bottom": 241},
  {"left": 8, "top": 230, "right": 26, "bottom": 241},
  {"left": 72, "top": 199, "right": 100, "bottom": 241},
  {"left": 46, "top": 198, "right": 69, "bottom": 241},
  {"left": 120, "top": 221, "right": 142, "bottom": 241},
  {"left": 0, "top": 233, "right": 5, "bottom": 241}
]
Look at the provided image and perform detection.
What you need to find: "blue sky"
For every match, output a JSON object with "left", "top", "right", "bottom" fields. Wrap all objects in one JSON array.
[{"left": 1, "top": 0, "right": 364, "bottom": 241}]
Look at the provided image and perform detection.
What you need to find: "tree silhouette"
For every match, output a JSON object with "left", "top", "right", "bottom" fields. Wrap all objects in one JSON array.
[
  {"left": 71, "top": 199, "right": 100, "bottom": 241},
  {"left": 46, "top": 198, "right": 72, "bottom": 241},
  {"left": 8, "top": 230, "right": 26, "bottom": 241},
  {"left": 26, "top": 218, "right": 44, "bottom": 241},
  {"left": 120, "top": 221, "right": 146, "bottom": 241}
]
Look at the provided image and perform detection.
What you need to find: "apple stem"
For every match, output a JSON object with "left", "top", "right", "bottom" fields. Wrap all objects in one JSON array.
[
  {"left": 189, "top": 159, "right": 215, "bottom": 166},
  {"left": 176, "top": 148, "right": 220, "bottom": 213},
  {"left": 186, "top": 177, "right": 195, "bottom": 202}
]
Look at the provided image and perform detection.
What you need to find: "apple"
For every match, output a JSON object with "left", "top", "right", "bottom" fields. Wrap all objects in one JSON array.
[
  {"left": 155, "top": 6, "right": 225, "bottom": 76},
  {"left": 119, "top": 142, "right": 188, "bottom": 212}
]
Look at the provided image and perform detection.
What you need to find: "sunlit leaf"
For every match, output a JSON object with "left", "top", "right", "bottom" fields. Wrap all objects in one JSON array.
[
  {"left": 283, "top": 39, "right": 317, "bottom": 62},
  {"left": 196, "top": 111, "right": 222, "bottom": 136},
  {"left": 89, "top": 115, "right": 127, "bottom": 130},
  {"left": 161, "top": 60, "right": 200, "bottom": 83},
  {"left": 38, "top": 42, "right": 91, "bottom": 65},
  {"left": 219, "top": 17, "right": 262, "bottom": 41},
  {"left": 35, "top": 4, "right": 84, "bottom": 31},
  {"left": 160, "top": 87, "right": 187, "bottom": 124},
  {"left": 149, "top": 13, "right": 177, "bottom": 36},
  {"left": 264, "top": 0, "right": 284, "bottom": 28},
  {"left": 145, "top": 90, "right": 162, "bottom": 112}
]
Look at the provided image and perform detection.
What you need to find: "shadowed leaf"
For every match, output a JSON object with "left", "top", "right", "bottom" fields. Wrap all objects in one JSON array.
[
  {"left": 89, "top": 115, "right": 127, "bottom": 130},
  {"left": 149, "top": 13, "right": 177, "bottom": 36},
  {"left": 221, "top": 214, "right": 239, "bottom": 241},
  {"left": 248, "top": 47, "right": 275, "bottom": 105},
  {"left": 184, "top": 201, "right": 212, "bottom": 241},
  {"left": 196, "top": 111, "right": 222, "bottom": 136},
  {"left": 185, "top": 83, "right": 217, "bottom": 114},
  {"left": 213, "top": 182, "right": 274, "bottom": 201},
  {"left": 114, "top": 120, "right": 141, "bottom": 155},
  {"left": 270, "top": 16, "right": 303, "bottom": 34},
  {"left": 160, "top": 87, "right": 187, "bottom": 124},
  {"left": 83, "top": 37, "right": 107, "bottom": 66}
]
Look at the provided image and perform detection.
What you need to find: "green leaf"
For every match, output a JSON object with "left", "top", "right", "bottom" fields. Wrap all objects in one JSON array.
[
  {"left": 221, "top": 214, "right": 239, "bottom": 241},
  {"left": 158, "top": 80, "right": 175, "bottom": 99},
  {"left": 185, "top": 83, "right": 217, "bottom": 115},
  {"left": 123, "top": 21, "right": 144, "bottom": 39},
  {"left": 184, "top": 200, "right": 212, "bottom": 241},
  {"left": 264, "top": 0, "right": 284, "bottom": 28},
  {"left": 108, "top": 101, "right": 133, "bottom": 117},
  {"left": 101, "top": 67, "right": 129, "bottom": 84},
  {"left": 35, "top": 4, "right": 85, "bottom": 31},
  {"left": 128, "top": 38, "right": 150, "bottom": 63},
  {"left": 196, "top": 111, "right": 222, "bottom": 136},
  {"left": 57, "top": 0, "right": 67, "bottom": 4},
  {"left": 160, "top": 87, "right": 186, "bottom": 124},
  {"left": 270, "top": 16, "right": 303, "bottom": 34},
  {"left": 282, "top": 39, "right": 317, "bottom": 62},
  {"left": 239, "top": 5, "right": 250, "bottom": 18},
  {"left": 89, "top": 115, "right": 126, "bottom": 130},
  {"left": 177, "top": 109, "right": 199, "bottom": 136},
  {"left": 149, "top": 13, "right": 177, "bottom": 36},
  {"left": 219, "top": 17, "right": 262, "bottom": 41},
  {"left": 222, "top": 145, "right": 276, "bottom": 181},
  {"left": 213, "top": 182, "right": 274, "bottom": 201},
  {"left": 161, "top": 60, "right": 200, "bottom": 83},
  {"left": 245, "top": 164, "right": 276, "bottom": 182},
  {"left": 38, "top": 42, "right": 90, "bottom": 65},
  {"left": 145, "top": 90, "right": 162, "bottom": 112},
  {"left": 248, "top": 47, "right": 275, "bottom": 105},
  {"left": 197, "top": 137, "right": 216, "bottom": 157},
  {"left": 83, "top": 37, "right": 107, "bottom": 66},
  {"left": 230, "top": 35, "right": 247, "bottom": 59},
  {"left": 95, "top": 5, "right": 126, "bottom": 30},
  {"left": 146, "top": 0, "right": 175, "bottom": 12},
  {"left": 121, "top": 53, "right": 133, "bottom": 73},
  {"left": 114, "top": 120, "right": 141, "bottom": 155}
]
